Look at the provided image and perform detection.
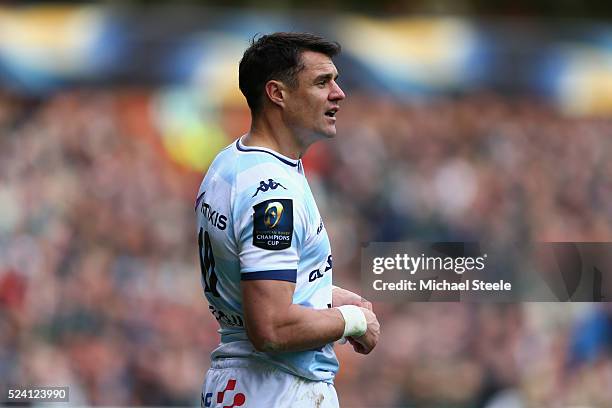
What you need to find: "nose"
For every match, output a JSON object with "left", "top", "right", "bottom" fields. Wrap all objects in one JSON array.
[{"left": 329, "top": 80, "right": 346, "bottom": 101}]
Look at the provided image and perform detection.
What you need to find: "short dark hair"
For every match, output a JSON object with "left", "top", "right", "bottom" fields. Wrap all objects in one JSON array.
[{"left": 238, "top": 32, "right": 341, "bottom": 115}]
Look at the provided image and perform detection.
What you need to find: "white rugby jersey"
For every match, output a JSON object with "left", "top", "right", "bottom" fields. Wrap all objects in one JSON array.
[{"left": 195, "top": 136, "right": 337, "bottom": 383}]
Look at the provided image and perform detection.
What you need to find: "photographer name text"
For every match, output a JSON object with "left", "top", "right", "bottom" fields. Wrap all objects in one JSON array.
[{"left": 373, "top": 279, "right": 512, "bottom": 292}]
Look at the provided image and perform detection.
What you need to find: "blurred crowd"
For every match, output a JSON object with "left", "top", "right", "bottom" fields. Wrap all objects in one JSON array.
[{"left": 1, "top": 88, "right": 612, "bottom": 407}]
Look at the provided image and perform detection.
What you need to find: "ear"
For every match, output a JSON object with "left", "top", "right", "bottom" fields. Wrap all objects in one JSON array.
[{"left": 264, "top": 80, "right": 286, "bottom": 108}]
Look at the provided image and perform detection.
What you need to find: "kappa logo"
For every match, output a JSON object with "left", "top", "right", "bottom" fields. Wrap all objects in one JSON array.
[
  {"left": 252, "top": 178, "right": 287, "bottom": 197},
  {"left": 202, "top": 379, "right": 246, "bottom": 408}
]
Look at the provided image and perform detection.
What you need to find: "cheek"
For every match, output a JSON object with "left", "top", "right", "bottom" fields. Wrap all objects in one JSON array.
[
  {"left": 286, "top": 91, "right": 325, "bottom": 123},
  {"left": 306, "top": 94, "right": 325, "bottom": 115},
  {"left": 293, "top": 97, "right": 318, "bottom": 118},
  {"left": 284, "top": 98, "right": 302, "bottom": 119}
]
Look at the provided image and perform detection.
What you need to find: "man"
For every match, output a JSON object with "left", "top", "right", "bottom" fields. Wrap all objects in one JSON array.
[{"left": 195, "top": 32, "right": 380, "bottom": 408}]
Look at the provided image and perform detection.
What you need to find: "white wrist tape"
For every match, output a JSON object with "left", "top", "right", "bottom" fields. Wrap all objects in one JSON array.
[{"left": 337, "top": 305, "right": 367, "bottom": 338}]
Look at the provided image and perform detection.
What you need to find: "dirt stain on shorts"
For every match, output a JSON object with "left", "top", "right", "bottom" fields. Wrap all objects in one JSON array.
[{"left": 313, "top": 393, "right": 324, "bottom": 408}]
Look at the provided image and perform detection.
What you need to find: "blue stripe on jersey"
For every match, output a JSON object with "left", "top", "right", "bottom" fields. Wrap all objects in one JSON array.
[
  {"left": 241, "top": 269, "right": 297, "bottom": 282},
  {"left": 194, "top": 191, "right": 205, "bottom": 211}
]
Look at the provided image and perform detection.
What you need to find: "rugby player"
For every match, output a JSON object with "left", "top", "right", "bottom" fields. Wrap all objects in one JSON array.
[{"left": 195, "top": 32, "right": 380, "bottom": 408}]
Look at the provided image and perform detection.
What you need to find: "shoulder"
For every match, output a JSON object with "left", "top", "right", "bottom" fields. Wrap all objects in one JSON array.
[
  {"left": 204, "top": 139, "right": 296, "bottom": 191},
  {"left": 204, "top": 141, "right": 240, "bottom": 186},
  {"left": 233, "top": 143, "right": 302, "bottom": 202}
]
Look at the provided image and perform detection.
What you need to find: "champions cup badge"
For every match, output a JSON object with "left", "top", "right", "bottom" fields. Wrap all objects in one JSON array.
[
  {"left": 253, "top": 198, "right": 293, "bottom": 250},
  {"left": 264, "top": 202, "right": 284, "bottom": 229}
]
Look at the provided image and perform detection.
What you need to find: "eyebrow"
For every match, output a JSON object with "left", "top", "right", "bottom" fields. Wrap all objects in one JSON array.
[{"left": 313, "top": 73, "right": 339, "bottom": 83}]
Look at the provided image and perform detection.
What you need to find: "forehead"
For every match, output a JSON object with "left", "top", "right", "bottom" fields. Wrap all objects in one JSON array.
[{"left": 298, "top": 51, "right": 338, "bottom": 78}]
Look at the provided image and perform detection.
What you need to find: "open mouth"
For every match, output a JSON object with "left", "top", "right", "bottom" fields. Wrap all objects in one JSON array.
[{"left": 325, "top": 108, "right": 338, "bottom": 118}]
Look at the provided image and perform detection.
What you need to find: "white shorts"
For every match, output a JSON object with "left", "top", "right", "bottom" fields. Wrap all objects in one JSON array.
[{"left": 201, "top": 358, "right": 339, "bottom": 408}]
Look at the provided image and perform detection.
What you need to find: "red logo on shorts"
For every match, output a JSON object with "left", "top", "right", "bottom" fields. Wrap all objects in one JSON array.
[{"left": 217, "top": 379, "right": 246, "bottom": 408}]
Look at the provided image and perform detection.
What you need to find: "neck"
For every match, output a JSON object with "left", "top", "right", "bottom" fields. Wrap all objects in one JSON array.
[{"left": 243, "top": 113, "right": 307, "bottom": 160}]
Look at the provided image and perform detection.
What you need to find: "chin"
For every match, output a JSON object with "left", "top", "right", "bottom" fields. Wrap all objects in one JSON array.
[
  {"left": 321, "top": 127, "right": 337, "bottom": 139},
  {"left": 301, "top": 128, "right": 336, "bottom": 145}
]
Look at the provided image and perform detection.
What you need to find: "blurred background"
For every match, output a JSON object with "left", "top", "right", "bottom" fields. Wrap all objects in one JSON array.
[{"left": 1, "top": 1, "right": 612, "bottom": 407}]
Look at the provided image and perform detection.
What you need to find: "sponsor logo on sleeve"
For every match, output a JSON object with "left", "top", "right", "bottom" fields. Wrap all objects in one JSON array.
[{"left": 253, "top": 199, "right": 293, "bottom": 250}]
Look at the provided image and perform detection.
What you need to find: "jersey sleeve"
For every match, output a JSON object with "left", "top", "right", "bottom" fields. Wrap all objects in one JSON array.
[{"left": 232, "top": 168, "right": 307, "bottom": 283}]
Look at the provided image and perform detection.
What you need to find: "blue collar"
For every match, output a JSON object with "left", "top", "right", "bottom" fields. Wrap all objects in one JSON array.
[{"left": 235, "top": 138, "right": 299, "bottom": 168}]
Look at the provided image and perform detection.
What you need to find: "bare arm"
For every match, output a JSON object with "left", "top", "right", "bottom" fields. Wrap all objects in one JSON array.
[{"left": 242, "top": 279, "right": 345, "bottom": 352}]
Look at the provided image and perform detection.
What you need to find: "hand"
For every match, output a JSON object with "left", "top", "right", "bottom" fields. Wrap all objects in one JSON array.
[
  {"left": 332, "top": 286, "right": 372, "bottom": 311},
  {"left": 347, "top": 307, "right": 380, "bottom": 355}
]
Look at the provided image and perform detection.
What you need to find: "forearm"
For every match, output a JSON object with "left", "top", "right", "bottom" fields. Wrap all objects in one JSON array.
[
  {"left": 242, "top": 279, "right": 364, "bottom": 353},
  {"left": 247, "top": 304, "right": 345, "bottom": 352}
]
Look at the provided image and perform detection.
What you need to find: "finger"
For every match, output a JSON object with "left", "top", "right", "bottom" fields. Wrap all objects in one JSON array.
[
  {"left": 348, "top": 338, "right": 363, "bottom": 353},
  {"left": 356, "top": 343, "right": 369, "bottom": 354},
  {"left": 352, "top": 342, "right": 365, "bottom": 354},
  {"left": 348, "top": 337, "right": 370, "bottom": 354}
]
